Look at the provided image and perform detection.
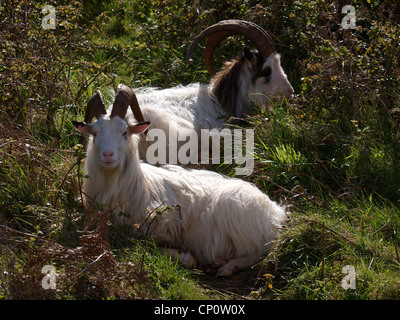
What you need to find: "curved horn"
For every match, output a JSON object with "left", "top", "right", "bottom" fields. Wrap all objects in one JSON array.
[
  {"left": 83, "top": 90, "right": 106, "bottom": 123},
  {"left": 110, "top": 84, "right": 145, "bottom": 123},
  {"left": 187, "top": 19, "right": 276, "bottom": 75}
]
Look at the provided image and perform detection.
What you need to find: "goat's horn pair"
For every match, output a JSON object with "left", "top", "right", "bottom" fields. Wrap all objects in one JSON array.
[
  {"left": 83, "top": 90, "right": 107, "bottom": 123},
  {"left": 187, "top": 19, "right": 276, "bottom": 76},
  {"left": 110, "top": 84, "right": 145, "bottom": 123},
  {"left": 84, "top": 85, "right": 145, "bottom": 123}
]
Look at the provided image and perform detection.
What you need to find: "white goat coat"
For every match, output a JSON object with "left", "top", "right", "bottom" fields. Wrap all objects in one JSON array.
[
  {"left": 83, "top": 132, "right": 286, "bottom": 266},
  {"left": 134, "top": 83, "right": 224, "bottom": 161},
  {"left": 136, "top": 83, "right": 224, "bottom": 132}
]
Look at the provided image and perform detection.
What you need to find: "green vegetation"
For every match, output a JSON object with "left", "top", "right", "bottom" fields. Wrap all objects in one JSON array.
[{"left": 1, "top": 0, "right": 399, "bottom": 299}]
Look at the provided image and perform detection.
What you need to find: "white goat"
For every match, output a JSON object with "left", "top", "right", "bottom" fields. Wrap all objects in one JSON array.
[
  {"left": 82, "top": 20, "right": 294, "bottom": 165},
  {"left": 73, "top": 87, "right": 287, "bottom": 276}
]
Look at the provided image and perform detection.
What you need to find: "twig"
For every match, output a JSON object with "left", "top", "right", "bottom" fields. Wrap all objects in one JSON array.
[
  {"left": 311, "top": 218, "right": 357, "bottom": 247},
  {"left": 59, "top": 29, "right": 74, "bottom": 132},
  {"left": 0, "top": 241, "right": 25, "bottom": 258},
  {"left": 32, "top": 157, "right": 66, "bottom": 182},
  {"left": 0, "top": 224, "right": 55, "bottom": 243},
  {"left": 368, "top": 256, "right": 375, "bottom": 270},
  {"left": 321, "top": 222, "right": 325, "bottom": 277},
  {"left": 77, "top": 251, "right": 108, "bottom": 277},
  {"left": 289, "top": 172, "right": 338, "bottom": 198}
]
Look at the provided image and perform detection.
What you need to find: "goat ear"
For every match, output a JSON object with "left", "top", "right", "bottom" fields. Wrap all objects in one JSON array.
[
  {"left": 129, "top": 121, "right": 150, "bottom": 135},
  {"left": 243, "top": 47, "right": 255, "bottom": 62},
  {"left": 72, "top": 121, "right": 93, "bottom": 135}
]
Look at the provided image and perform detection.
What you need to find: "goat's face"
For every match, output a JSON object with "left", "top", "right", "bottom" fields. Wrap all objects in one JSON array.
[
  {"left": 244, "top": 49, "right": 294, "bottom": 106},
  {"left": 73, "top": 117, "right": 149, "bottom": 170}
]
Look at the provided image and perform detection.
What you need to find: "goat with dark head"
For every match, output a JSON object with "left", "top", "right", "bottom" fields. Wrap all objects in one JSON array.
[{"left": 188, "top": 19, "right": 294, "bottom": 117}]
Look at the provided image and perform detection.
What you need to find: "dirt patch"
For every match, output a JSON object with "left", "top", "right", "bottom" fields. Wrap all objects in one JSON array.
[{"left": 197, "top": 264, "right": 268, "bottom": 299}]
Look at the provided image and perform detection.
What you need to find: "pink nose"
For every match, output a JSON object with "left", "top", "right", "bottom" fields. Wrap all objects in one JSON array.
[{"left": 103, "top": 150, "right": 114, "bottom": 160}]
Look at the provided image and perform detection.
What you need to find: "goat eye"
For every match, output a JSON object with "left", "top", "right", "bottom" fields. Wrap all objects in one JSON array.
[
  {"left": 262, "top": 67, "right": 272, "bottom": 79},
  {"left": 122, "top": 131, "right": 128, "bottom": 138}
]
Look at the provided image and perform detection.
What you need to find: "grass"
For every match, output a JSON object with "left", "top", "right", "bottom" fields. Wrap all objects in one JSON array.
[
  {"left": 122, "top": 243, "right": 220, "bottom": 300},
  {"left": 267, "top": 199, "right": 400, "bottom": 299},
  {"left": 1, "top": 0, "right": 400, "bottom": 299}
]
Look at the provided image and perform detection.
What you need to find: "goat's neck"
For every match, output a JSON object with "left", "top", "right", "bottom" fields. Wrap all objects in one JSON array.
[
  {"left": 85, "top": 147, "right": 150, "bottom": 221},
  {"left": 211, "top": 59, "right": 250, "bottom": 117}
]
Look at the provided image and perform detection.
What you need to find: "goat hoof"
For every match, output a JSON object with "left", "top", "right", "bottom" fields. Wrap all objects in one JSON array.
[
  {"left": 211, "top": 258, "right": 228, "bottom": 268},
  {"left": 181, "top": 253, "right": 197, "bottom": 269},
  {"left": 216, "top": 266, "right": 234, "bottom": 277}
]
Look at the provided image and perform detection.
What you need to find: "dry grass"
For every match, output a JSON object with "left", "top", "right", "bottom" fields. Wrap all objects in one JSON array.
[{"left": 1, "top": 207, "right": 152, "bottom": 300}]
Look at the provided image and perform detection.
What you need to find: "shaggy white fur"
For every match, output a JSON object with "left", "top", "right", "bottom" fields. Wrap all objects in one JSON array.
[
  {"left": 132, "top": 53, "right": 293, "bottom": 163},
  {"left": 76, "top": 115, "right": 287, "bottom": 276}
]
